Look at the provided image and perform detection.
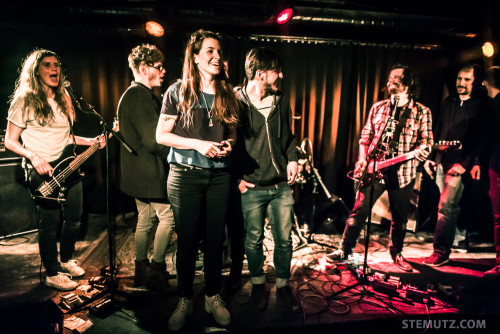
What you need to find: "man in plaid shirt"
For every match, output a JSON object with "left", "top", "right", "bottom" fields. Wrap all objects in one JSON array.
[{"left": 325, "top": 64, "right": 433, "bottom": 272}]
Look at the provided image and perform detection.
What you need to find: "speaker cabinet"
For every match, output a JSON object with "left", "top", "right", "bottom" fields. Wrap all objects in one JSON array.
[
  {"left": 0, "top": 158, "right": 37, "bottom": 238},
  {"left": 0, "top": 298, "right": 63, "bottom": 334}
]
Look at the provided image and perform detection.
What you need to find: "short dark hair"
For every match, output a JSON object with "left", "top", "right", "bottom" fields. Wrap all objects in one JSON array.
[
  {"left": 459, "top": 63, "right": 483, "bottom": 94},
  {"left": 390, "top": 63, "right": 418, "bottom": 99},
  {"left": 128, "top": 44, "right": 164, "bottom": 73},
  {"left": 245, "top": 47, "right": 282, "bottom": 81},
  {"left": 485, "top": 66, "right": 500, "bottom": 89}
]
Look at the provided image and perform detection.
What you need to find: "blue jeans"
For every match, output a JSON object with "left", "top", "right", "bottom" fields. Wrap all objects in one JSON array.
[
  {"left": 433, "top": 164, "right": 465, "bottom": 258},
  {"left": 35, "top": 180, "right": 83, "bottom": 276},
  {"left": 167, "top": 164, "right": 230, "bottom": 298},
  {"left": 134, "top": 198, "right": 175, "bottom": 263},
  {"left": 241, "top": 184, "right": 294, "bottom": 287}
]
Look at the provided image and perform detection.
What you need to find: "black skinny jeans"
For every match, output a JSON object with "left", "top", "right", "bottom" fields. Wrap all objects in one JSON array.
[
  {"left": 31, "top": 173, "right": 83, "bottom": 277},
  {"left": 167, "top": 164, "right": 231, "bottom": 298}
]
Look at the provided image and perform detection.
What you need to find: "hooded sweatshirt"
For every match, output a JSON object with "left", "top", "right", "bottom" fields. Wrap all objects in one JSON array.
[{"left": 234, "top": 86, "right": 298, "bottom": 188}]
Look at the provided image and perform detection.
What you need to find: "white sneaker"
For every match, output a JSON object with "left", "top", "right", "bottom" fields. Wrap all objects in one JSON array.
[
  {"left": 61, "top": 260, "right": 85, "bottom": 277},
  {"left": 46, "top": 272, "right": 78, "bottom": 291},
  {"left": 168, "top": 297, "right": 193, "bottom": 331},
  {"left": 205, "top": 294, "right": 230, "bottom": 326}
]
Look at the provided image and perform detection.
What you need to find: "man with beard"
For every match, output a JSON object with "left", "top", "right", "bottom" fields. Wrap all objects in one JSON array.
[
  {"left": 422, "top": 64, "right": 486, "bottom": 267},
  {"left": 234, "top": 47, "right": 299, "bottom": 311},
  {"left": 325, "top": 64, "right": 433, "bottom": 272}
]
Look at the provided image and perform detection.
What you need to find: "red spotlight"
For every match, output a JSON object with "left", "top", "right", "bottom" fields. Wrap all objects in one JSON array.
[{"left": 276, "top": 8, "right": 293, "bottom": 24}]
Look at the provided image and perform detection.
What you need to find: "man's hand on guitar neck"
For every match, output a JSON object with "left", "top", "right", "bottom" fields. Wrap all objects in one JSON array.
[{"left": 414, "top": 145, "right": 431, "bottom": 162}]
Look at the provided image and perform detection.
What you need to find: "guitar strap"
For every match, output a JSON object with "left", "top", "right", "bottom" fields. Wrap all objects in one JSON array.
[{"left": 388, "top": 104, "right": 413, "bottom": 156}]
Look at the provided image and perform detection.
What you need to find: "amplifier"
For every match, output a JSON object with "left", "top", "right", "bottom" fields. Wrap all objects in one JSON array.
[{"left": 0, "top": 159, "right": 37, "bottom": 239}]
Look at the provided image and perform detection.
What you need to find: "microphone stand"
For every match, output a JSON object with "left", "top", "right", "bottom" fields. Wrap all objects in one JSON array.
[
  {"left": 76, "top": 98, "right": 135, "bottom": 301},
  {"left": 328, "top": 99, "right": 398, "bottom": 301}
]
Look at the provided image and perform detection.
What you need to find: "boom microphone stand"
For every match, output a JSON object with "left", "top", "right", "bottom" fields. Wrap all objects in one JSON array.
[
  {"left": 65, "top": 81, "right": 135, "bottom": 300},
  {"left": 327, "top": 153, "right": 380, "bottom": 300},
  {"left": 328, "top": 98, "right": 399, "bottom": 301}
]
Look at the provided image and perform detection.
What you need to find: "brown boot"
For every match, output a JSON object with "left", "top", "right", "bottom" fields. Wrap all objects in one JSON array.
[
  {"left": 146, "top": 260, "right": 171, "bottom": 293},
  {"left": 134, "top": 259, "right": 150, "bottom": 286}
]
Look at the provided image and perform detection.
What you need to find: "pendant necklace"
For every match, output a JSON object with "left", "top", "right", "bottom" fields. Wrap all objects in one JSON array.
[{"left": 200, "top": 92, "right": 214, "bottom": 127}]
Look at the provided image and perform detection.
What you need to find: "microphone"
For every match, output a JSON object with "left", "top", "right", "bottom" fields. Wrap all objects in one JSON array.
[
  {"left": 300, "top": 139, "right": 307, "bottom": 154},
  {"left": 63, "top": 81, "right": 84, "bottom": 110}
]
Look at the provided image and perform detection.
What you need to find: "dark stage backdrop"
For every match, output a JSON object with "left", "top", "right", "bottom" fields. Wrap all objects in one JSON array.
[{"left": 0, "top": 25, "right": 482, "bottom": 215}]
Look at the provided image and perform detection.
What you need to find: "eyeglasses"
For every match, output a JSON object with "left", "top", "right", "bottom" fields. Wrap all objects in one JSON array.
[{"left": 147, "top": 64, "right": 165, "bottom": 72}]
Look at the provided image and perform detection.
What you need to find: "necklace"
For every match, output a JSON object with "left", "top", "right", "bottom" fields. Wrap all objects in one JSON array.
[{"left": 200, "top": 92, "right": 214, "bottom": 127}]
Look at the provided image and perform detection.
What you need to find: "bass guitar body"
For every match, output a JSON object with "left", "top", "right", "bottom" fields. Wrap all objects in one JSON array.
[{"left": 27, "top": 145, "right": 84, "bottom": 207}]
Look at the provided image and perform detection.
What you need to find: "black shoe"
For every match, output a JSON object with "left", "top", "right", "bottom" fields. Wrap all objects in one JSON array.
[
  {"left": 452, "top": 239, "right": 469, "bottom": 253},
  {"left": 276, "top": 286, "right": 301, "bottom": 313},
  {"left": 483, "top": 265, "right": 500, "bottom": 280},
  {"left": 223, "top": 275, "right": 242, "bottom": 295},
  {"left": 146, "top": 260, "right": 174, "bottom": 294},
  {"left": 391, "top": 253, "right": 413, "bottom": 272},
  {"left": 251, "top": 284, "right": 268, "bottom": 311}
]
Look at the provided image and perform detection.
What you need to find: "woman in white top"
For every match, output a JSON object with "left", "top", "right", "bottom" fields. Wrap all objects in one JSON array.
[{"left": 5, "top": 49, "right": 104, "bottom": 291}]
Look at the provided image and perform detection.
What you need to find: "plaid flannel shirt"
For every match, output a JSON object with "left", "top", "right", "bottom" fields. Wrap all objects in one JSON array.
[{"left": 359, "top": 99, "right": 434, "bottom": 188}]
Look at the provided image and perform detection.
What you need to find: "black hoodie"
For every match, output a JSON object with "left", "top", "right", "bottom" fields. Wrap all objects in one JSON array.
[{"left": 233, "top": 86, "right": 298, "bottom": 188}]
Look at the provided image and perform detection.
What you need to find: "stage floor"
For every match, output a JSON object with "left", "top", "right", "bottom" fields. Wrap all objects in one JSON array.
[{"left": 1, "top": 213, "right": 499, "bottom": 333}]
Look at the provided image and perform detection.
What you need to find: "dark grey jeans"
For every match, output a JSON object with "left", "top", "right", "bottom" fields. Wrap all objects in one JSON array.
[{"left": 167, "top": 164, "right": 231, "bottom": 298}]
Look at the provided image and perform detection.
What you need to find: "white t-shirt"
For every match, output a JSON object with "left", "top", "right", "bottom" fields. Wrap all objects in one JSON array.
[{"left": 8, "top": 98, "right": 72, "bottom": 162}]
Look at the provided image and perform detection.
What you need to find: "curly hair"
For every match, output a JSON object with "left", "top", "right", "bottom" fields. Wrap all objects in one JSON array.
[
  {"left": 178, "top": 29, "right": 239, "bottom": 128},
  {"left": 8, "top": 49, "right": 74, "bottom": 125},
  {"left": 128, "top": 44, "right": 165, "bottom": 73}
]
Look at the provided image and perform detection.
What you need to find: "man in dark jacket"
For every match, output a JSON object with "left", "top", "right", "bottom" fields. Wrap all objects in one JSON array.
[
  {"left": 235, "top": 47, "right": 299, "bottom": 312},
  {"left": 480, "top": 66, "right": 500, "bottom": 279},
  {"left": 423, "top": 64, "right": 486, "bottom": 267},
  {"left": 117, "top": 44, "right": 174, "bottom": 291}
]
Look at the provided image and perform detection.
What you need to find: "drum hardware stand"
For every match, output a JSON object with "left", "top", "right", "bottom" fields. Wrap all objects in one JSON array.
[{"left": 294, "top": 138, "right": 347, "bottom": 250}]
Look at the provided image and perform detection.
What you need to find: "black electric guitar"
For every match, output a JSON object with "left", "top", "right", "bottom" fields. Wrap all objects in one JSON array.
[
  {"left": 350, "top": 140, "right": 462, "bottom": 192},
  {"left": 27, "top": 141, "right": 101, "bottom": 204}
]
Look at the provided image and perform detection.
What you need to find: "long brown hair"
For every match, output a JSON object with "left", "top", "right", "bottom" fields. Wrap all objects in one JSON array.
[
  {"left": 8, "top": 49, "right": 74, "bottom": 125},
  {"left": 178, "top": 29, "right": 239, "bottom": 128}
]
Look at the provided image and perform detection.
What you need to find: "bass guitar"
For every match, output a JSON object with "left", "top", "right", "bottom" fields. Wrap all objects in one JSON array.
[
  {"left": 27, "top": 141, "right": 101, "bottom": 204},
  {"left": 350, "top": 140, "right": 462, "bottom": 192}
]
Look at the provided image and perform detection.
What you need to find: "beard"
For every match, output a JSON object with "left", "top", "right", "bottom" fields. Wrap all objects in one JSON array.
[
  {"left": 387, "top": 83, "right": 405, "bottom": 95},
  {"left": 263, "top": 82, "right": 278, "bottom": 95},
  {"left": 457, "top": 87, "right": 470, "bottom": 95}
]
